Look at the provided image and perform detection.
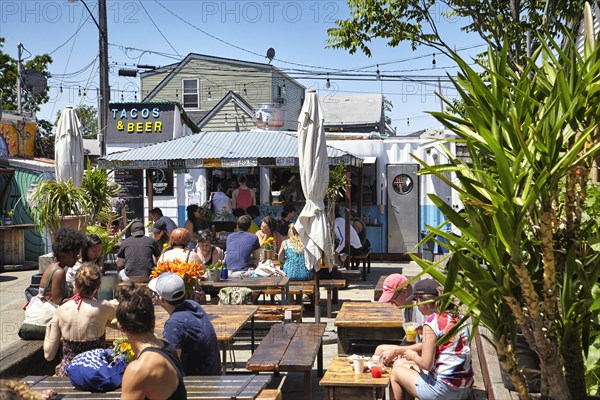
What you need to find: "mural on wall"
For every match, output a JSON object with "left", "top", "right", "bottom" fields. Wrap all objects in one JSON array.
[{"left": 0, "top": 120, "right": 37, "bottom": 157}]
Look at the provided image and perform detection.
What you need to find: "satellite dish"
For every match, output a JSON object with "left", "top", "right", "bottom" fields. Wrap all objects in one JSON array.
[
  {"left": 22, "top": 70, "right": 48, "bottom": 96},
  {"left": 266, "top": 48, "right": 276, "bottom": 64}
]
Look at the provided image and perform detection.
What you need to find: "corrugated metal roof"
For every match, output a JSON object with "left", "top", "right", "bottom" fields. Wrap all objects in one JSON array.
[
  {"left": 321, "top": 94, "right": 383, "bottom": 125},
  {"left": 100, "top": 130, "right": 361, "bottom": 167}
]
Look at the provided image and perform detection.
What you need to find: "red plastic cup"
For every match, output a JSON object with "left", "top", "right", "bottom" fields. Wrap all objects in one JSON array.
[{"left": 371, "top": 365, "right": 383, "bottom": 378}]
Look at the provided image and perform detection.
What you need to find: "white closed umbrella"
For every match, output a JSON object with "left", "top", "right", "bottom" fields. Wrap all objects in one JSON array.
[
  {"left": 295, "top": 89, "right": 334, "bottom": 324},
  {"left": 55, "top": 106, "right": 84, "bottom": 187}
]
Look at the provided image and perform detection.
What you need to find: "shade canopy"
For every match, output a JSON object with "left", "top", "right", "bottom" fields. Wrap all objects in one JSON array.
[
  {"left": 54, "top": 106, "right": 84, "bottom": 187},
  {"left": 295, "top": 91, "right": 334, "bottom": 272}
]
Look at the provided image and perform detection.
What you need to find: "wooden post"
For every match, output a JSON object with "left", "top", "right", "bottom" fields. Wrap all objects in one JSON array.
[
  {"left": 344, "top": 167, "right": 351, "bottom": 268},
  {"left": 147, "top": 169, "right": 153, "bottom": 222}
]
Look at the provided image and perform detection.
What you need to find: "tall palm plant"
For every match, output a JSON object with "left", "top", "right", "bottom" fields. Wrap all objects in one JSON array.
[
  {"left": 81, "top": 160, "right": 122, "bottom": 225},
  {"left": 413, "top": 30, "right": 600, "bottom": 399}
]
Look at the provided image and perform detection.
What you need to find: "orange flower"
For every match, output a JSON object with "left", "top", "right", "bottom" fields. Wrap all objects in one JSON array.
[{"left": 151, "top": 259, "right": 205, "bottom": 299}]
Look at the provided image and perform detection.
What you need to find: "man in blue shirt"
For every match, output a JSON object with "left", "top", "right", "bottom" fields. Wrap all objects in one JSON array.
[
  {"left": 148, "top": 273, "right": 221, "bottom": 376},
  {"left": 225, "top": 215, "right": 260, "bottom": 276}
]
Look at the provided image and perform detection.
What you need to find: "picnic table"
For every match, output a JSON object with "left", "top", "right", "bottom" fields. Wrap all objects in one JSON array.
[
  {"left": 334, "top": 301, "right": 404, "bottom": 355},
  {"left": 202, "top": 276, "right": 291, "bottom": 304},
  {"left": 319, "top": 356, "right": 390, "bottom": 400},
  {"left": 106, "top": 304, "right": 259, "bottom": 373},
  {"left": 246, "top": 322, "right": 326, "bottom": 400},
  {"left": 21, "top": 374, "right": 272, "bottom": 399}
]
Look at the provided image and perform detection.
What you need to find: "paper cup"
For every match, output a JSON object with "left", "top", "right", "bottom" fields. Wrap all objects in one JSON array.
[{"left": 353, "top": 358, "right": 365, "bottom": 374}]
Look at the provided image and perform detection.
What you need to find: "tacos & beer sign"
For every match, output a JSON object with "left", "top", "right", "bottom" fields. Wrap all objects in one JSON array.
[{"left": 107, "top": 103, "right": 175, "bottom": 144}]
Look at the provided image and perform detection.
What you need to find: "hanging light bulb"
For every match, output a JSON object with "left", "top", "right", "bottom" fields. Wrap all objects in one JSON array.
[
  {"left": 407, "top": 117, "right": 410, "bottom": 126},
  {"left": 59, "top": 85, "right": 63, "bottom": 94},
  {"left": 325, "top": 73, "right": 331, "bottom": 89},
  {"left": 207, "top": 87, "right": 212, "bottom": 101},
  {"left": 175, "top": 89, "right": 179, "bottom": 99},
  {"left": 120, "top": 91, "right": 124, "bottom": 102},
  {"left": 432, "top": 53, "right": 436, "bottom": 68},
  {"left": 243, "top": 84, "right": 248, "bottom": 97},
  {"left": 376, "top": 64, "right": 381, "bottom": 80},
  {"left": 134, "top": 91, "right": 138, "bottom": 101},
  {"left": 224, "top": 114, "right": 229, "bottom": 125},
  {"left": 78, "top": 86, "right": 81, "bottom": 96},
  {"left": 83, "top": 88, "right": 87, "bottom": 97},
  {"left": 282, "top": 81, "right": 286, "bottom": 95}
]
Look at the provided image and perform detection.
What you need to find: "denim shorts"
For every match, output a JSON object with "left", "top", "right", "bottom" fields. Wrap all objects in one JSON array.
[{"left": 415, "top": 373, "right": 471, "bottom": 400}]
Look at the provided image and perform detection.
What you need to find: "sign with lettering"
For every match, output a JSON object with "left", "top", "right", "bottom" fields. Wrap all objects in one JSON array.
[
  {"left": 149, "top": 168, "right": 174, "bottom": 197},
  {"left": 114, "top": 169, "right": 145, "bottom": 222},
  {"left": 107, "top": 103, "right": 175, "bottom": 144}
]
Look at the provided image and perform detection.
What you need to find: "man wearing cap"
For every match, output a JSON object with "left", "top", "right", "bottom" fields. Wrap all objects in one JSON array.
[
  {"left": 378, "top": 274, "right": 423, "bottom": 324},
  {"left": 149, "top": 207, "right": 177, "bottom": 234},
  {"left": 148, "top": 273, "right": 221, "bottom": 376},
  {"left": 116, "top": 220, "right": 161, "bottom": 281}
]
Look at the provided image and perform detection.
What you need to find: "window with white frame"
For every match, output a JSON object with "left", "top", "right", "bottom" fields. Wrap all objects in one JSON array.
[{"left": 182, "top": 78, "right": 199, "bottom": 109}]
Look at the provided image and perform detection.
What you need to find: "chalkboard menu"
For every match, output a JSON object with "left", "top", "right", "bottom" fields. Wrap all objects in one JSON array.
[
  {"left": 114, "top": 169, "right": 145, "bottom": 222},
  {"left": 149, "top": 168, "right": 174, "bottom": 197}
]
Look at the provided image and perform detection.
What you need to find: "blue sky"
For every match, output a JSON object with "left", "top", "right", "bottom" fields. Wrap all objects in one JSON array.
[{"left": 1, "top": 0, "right": 484, "bottom": 135}]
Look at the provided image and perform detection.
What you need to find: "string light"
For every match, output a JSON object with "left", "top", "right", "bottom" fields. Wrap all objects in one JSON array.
[
  {"left": 175, "top": 89, "right": 178, "bottom": 99},
  {"left": 243, "top": 84, "right": 248, "bottom": 97},
  {"left": 59, "top": 85, "right": 63, "bottom": 94},
  {"left": 224, "top": 114, "right": 229, "bottom": 125},
  {"left": 120, "top": 91, "right": 124, "bottom": 101},
  {"left": 207, "top": 87, "right": 212, "bottom": 101},
  {"left": 134, "top": 91, "right": 138, "bottom": 101},
  {"left": 376, "top": 64, "right": 381, "bottom": 80},
  {"left": 282, "top": 81, "right": 286, "bottom": 95},
  {"left": 78, "top": 86, "right": 81, "bottom": 96},
  {"left": 325, "top": 73, "right": 331, "bottom": 89},
  {"left": 432, "top": 54, "right": 436, "bottom": 69},
  {"left": 407, "top": 117, "right": 410, "bottom": 126}
]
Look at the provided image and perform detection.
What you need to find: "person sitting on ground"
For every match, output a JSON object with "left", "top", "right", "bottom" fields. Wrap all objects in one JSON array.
[
  {"left": 225, "top": 215, "right": 260, "bottom": 276},
  {"left": 376, "top": 279, "right": 473, "bottom": 400},
  {"left": 116, "top": 282, "right": 186, "bottom": 400},
  {"left": 159, "top": 228, "right": 203, "bottom": 264},
  {"left": 152, "top": 219, "right": 169, "bottom": 251},
  {"left": 232, "top": 208, "right": 259, "bottom": 234},
  {"left": 183, "top": 204, "right": 209, "bottom": 235},
  {"left": 65, "top": 233, "right": 103, "bottom": 295},
  {"left": 44, "top": 263, "right": 117, "bottom": 377},
  {"left": 278, "top": 223, "right": 313, "bottom": 281},
  {"left": 39, "top": 228, "right": 85, "bottom": 306},
  {"left": 195, "top": 229, "right": 224, "bottom": 266},
  {"left": 256, "top": 216, "right": 283, "bottom": 252},
  {"left": 378, "top": 274, "right": 423, "bottom": 324},
  {"left": 246, "top": 205, "right": 263, "bottom": 228},
  {"left": 276, "top": 204, "right": 297, "bottom": 237},
  {"left": 231, "top": 175, "right": 256, "bottom": 212},
  {"left": 149, "top": 273, "right": 221, "bottom": 375},
  {"left": 116, "top": 220, "right": 161, "bottom": 282},
  {"left": 211, "top": 182, "right": 233, "bottom": 221},
  {"left": 149, "top": 207, "right": 177, "bottom": 234}
]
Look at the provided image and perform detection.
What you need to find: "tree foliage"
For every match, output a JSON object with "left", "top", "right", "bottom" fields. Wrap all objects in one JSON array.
[{"left": 327, "top": 0, "right": 585, "bottom": 66}]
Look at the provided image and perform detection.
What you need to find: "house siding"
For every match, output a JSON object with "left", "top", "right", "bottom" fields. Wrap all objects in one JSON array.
[
  {"left": 201, "top": 101, "right": 254, "bottom": 132},
  {"left": 141, "top": 71, "right": 170, "bottom": 100}
]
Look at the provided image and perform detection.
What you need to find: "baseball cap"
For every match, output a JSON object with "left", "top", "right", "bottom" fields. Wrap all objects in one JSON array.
[
  {"left": 378, "top": 274, "right": 409, "bottom": 303},
  {"left": 406, "top": 278, "right": 441, "bottom": 302},
  {"left": 148, "top": 272, "right": 186, "bottom": 302},
  {"left": 152, "top": 220, "right": 167, "bottom": 234},
  {"left": 130, "top": 220, "right": 145, "bottom": 237}
]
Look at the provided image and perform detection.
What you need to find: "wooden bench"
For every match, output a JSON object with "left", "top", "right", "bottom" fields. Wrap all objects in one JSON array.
[
  {"left": 255, "top": 305, "right": 303, "bottom": 322},
  {"left": 262, "top": 279, "right": 346, "bottom": 318},
  {"left": 22, "top": 374, "right": 272, "bottom": 399},
  {"left": 256, "top": 388, "right": 282, "bottom": 400},
  {"left": 246, "top": 322, "right": 326, "bottom": 400},
  {"left": 349, "top": 250, "right": 371, "bottom": 281},
  {"left": 0, "top": 340, "right": 54, "bottom": 378}
]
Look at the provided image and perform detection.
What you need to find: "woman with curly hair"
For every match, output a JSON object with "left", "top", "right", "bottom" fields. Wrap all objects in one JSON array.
[
  {"left": 39, "top": 228, "right": 84, "bottom": 305},
  {"left": 278, "top": 223, "right": 313, "bottom": 281},
  {"left": 116, "top": 282, "right": 186, "bottom": 400},
  {"left": 44, "top": 263, "right": 117, "bottom": 376},
  {"left": 65, "top": 234, "right": 103, "bottom": 295}
]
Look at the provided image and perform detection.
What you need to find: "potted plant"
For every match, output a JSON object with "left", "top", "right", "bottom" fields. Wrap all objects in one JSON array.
[
  {"left": 81, "top": 160, "right": 122, "bottom": 226},
  {"left": 413, "top": 29, "right": 600, "bottom": 399},
  {"left": 205, "top": 261, "right": 223, "bottom": 282},
  {"left": 262, "top": 237, "right": 275, "bottom": 261},
  {"left": 28, "top": 178, "right": 92, "bottom": 235},
  {"left": 3, "top": 209, "right": 14, "bottom": 225}
]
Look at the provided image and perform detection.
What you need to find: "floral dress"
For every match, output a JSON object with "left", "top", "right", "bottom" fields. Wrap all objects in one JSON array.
[{"left": 281, "top": 241, "right": 313, "bottom": 281}]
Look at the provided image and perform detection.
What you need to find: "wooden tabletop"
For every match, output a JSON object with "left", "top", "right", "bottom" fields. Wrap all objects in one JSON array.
[
  {"left": 201, "top": 276, "right": 290, "bottom": 290},
  {"left": 334, "top": 301, "right": 404, "bottom": 328},
  {"left": 246, "top": 323, "right": 326, "bottom": 372},
  {"left": 319, "top": 356, "right": 390, "bottom": 388},
  {"left": 106, "top": 304, "right": 258, "bottom": 343},
  {"left": 23, "top": 374, "right": 271, "bottom": 400}
]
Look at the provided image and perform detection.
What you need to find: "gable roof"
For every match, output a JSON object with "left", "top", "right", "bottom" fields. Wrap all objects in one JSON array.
[
  {"left": 142, "top": 53, "right": 303, "bottom": 102},
  {"left": 320, "top": 94, "right": 383, "bottom": 126},
  {"left": 196, "top": 91, "right": 254, "bottom": 128}
]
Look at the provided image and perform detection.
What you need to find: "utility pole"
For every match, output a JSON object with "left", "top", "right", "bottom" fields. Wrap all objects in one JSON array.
[
  {"left": 17, "top": 43, "right": 23, "bottom": 115},
  {"left": 98, "top": 0, "right": 109, "bottom": 157}
]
